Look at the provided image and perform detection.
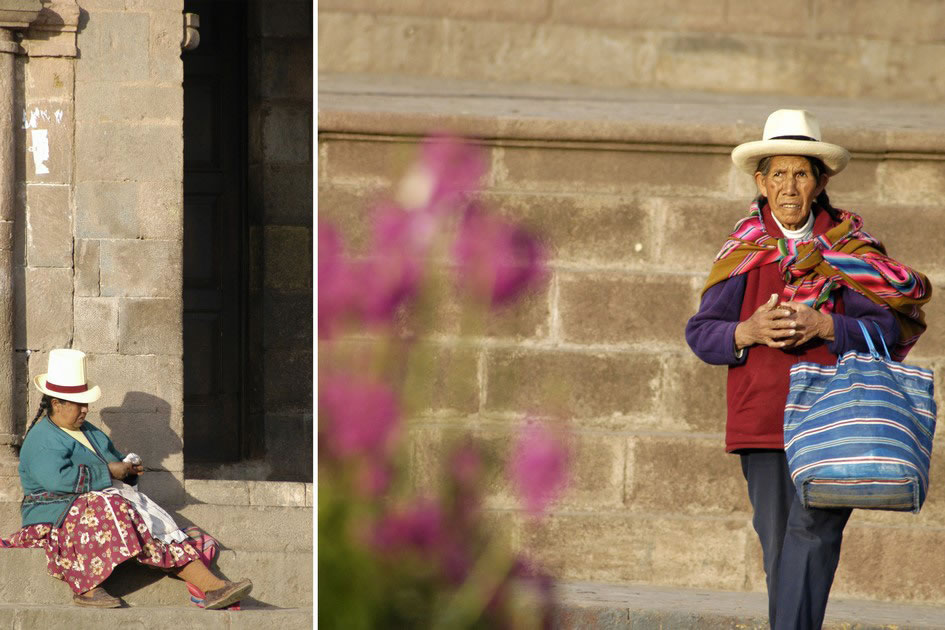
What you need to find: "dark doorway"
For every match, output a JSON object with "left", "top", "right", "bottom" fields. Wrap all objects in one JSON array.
[{"left": 182, "top": 0, "right": 249, "bottom": 464}]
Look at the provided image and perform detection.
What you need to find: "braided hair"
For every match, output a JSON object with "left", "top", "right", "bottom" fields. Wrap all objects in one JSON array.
[{"left": 22, "top": 395, "right": 53, "bottom": 442}]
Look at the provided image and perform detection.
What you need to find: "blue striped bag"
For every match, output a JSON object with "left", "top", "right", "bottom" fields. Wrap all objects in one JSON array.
[{"left": 784, "top": 320, "right": 936, "bottom": 512}]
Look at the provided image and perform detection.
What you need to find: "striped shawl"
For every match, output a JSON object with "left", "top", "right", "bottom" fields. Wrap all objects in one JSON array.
[{"left": 703, "top": 201, "right": 932, "bottom": 361}]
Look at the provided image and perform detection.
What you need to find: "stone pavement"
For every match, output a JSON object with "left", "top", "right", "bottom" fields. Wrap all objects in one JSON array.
[
  {"left": 0, "top": 603, "right": 312, "bottom": 630},
  {"left": 555, "top": 581, "right": 945, "bottom": 629}
]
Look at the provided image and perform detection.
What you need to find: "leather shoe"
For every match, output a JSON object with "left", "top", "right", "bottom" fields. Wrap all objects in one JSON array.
[
  {"left": 73, "top": 587, "right": 122, "bottom": 608},
  {"left": 203, "top": 579, "right": 252, "bottom": 610}
]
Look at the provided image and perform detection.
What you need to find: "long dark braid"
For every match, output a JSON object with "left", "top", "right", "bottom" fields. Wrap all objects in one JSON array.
[
  {"left": 807, "top": 157, "right": 842, "bottom": 221},
  {"left": 23, "top": 395, "right": 52, "bottom": 441}
]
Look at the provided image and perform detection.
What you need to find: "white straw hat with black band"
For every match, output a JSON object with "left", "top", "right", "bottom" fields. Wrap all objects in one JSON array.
[
  {"left": 731, "top": 109, "right": 850, "bottom": 176},
  {"left": 33, "top": 348, "right": 101, "bottom": 404}
]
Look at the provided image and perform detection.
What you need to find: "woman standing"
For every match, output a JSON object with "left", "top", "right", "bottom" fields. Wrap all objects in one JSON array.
[{"left": 686, "top": 109, "right": 932, "bottom": 629}]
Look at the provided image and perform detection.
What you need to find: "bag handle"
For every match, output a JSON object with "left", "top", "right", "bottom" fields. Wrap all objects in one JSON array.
[
  {"left": 856, "top": 319, "right": 891, "bottom": 361},
  {"left": 872, "top": 321, "right": 892, "bottom": 361}
]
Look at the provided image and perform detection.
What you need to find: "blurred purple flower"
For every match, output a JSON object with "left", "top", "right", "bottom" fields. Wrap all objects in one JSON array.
[
  {"left": 509, "top": 422, "right": 569, "bottom": 516},
  {"left": 397, "top": 135, "right": 486, "bottom": 212},
  {"left": 374, "top": 202, "right": 439, "bottom": 251},
  {"left": 356, "top": 203, "right": 436, "bottom": 324},
  {"left": 374, "top": 498, "right": 444, "bottom": 552},
  {"left": 357, "top": 460, "right": 393, "bottom": 497},
  {"left": 322, "top": 136, "right": 489, "bottom": 328},
  {"left": 318, "top": 225, "right": 359, "bottom": 339},
  {"left": 453, "top": 204, "right": 547, "bottom": 306},
  {"left": 319, "top": 375, "right": 399, "bottom": 458}
]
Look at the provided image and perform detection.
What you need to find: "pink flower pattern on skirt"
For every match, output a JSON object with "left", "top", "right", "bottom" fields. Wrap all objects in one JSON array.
[{"left": 1, "top": 492, "right": 200, "bottom": 594}]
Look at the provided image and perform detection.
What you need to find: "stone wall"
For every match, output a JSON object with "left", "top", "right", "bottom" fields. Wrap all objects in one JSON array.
[
  {"left": 15, "top": 0, "right": 187, "bottom": 504},
  {"left": 318, "top": 0, "right": 945, "bottom": 101},
  {"left": 318, "top": 88, "right": 945, "bottom": 602},
  {"left": 248, "top": 0, "right": 313, "bottom": 481}
]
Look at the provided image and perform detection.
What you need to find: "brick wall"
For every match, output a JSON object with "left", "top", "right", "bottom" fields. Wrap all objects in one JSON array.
[
  {"left": 319, "top": 127, "right": 945, "bottom": 602},
  {"left": 318, "top": 0, "right": 945, "bottom": 101},
  {"left": 248, "top": 0, "right": 313, "bottom": 481}
]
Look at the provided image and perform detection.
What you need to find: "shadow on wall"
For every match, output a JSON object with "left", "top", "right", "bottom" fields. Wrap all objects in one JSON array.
[
  {"left": 92, "top": 392, "right": 272, "bottom": 606},
  {"left": 99, "top": 391, "right": 193, "bottom": 508}
]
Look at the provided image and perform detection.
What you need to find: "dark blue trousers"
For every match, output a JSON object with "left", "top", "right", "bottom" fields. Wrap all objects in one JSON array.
[{"left": 740, "top": 450, "right": 852, "bottom": 630}]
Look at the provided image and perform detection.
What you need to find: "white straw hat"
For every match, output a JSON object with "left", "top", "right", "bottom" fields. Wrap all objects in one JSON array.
[
  {"left": 731, "top": 109, "right": 850, "bottom": 176},
  {"left": 33, "top": 349, "right": 101, "bottom": 404}
]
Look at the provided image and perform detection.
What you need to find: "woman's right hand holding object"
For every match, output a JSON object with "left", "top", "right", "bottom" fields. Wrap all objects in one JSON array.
[
  {"left": 734, "top": 293, "right": 798, "bottom": 349},
  {"left": 108, "top": 461, "right": 143, "bottom": 480}
]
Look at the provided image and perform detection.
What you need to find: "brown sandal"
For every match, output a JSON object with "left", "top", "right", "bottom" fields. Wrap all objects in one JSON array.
[
  {"left": 73, "top": 587, "right": 122, "bottom": 608},
  {"left": 202, "top": 578, "right": 253, "bottom": 610}
]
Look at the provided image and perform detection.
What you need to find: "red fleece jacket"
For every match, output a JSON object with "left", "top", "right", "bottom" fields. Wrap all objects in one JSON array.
[{"left": 725, "top": 206, "right": 842, "bottom": 452}]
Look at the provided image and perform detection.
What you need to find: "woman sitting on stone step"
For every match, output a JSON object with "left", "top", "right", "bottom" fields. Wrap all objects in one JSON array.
[{"left": 0, "top": 349, "right": 253, "bottom": 609}]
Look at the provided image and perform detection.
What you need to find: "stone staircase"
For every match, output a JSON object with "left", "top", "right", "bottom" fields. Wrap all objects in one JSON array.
[
  {"left": 319, "top": 72, "right": 945, "bottom": 626},
  {"left": 0, "top": 480, "right": 313, "bottom": 628}
]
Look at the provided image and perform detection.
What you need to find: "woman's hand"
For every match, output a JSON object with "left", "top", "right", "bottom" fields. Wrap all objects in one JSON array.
[
  {"left": 734, "top": 294, "right": 798, "bottom": 349},
  {"left": 108, "top": 461, "right": 144, "bottom": 480},
  {"left": 778, "top": 301, "right": 835, "bottom": 347}
]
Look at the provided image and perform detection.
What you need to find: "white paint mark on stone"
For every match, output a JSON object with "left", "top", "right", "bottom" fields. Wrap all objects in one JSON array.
[
  {"left": 29, "top": 129, "right": 50, "bottom": 175},
  {"left": 23, "top": 108, "right": 41, "bottom": 129},
  {"left": 23, "top": 108, "right": 59, "bottom": 128},
  {"left": 633, "top": 243, "right": 643, "bottom": 252}
]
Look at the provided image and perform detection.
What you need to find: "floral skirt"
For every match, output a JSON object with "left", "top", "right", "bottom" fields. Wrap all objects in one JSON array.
[{"left": 0, "top": 491, "right": 201, "bottom": 594}]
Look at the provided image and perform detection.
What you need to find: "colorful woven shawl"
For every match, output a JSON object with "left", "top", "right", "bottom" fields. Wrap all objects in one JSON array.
[{"left": 703, "top": 201, "right": 931, "bottom": 361}]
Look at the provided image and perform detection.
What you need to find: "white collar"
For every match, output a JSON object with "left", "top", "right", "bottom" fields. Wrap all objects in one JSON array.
[{"left": 772, "top": 208, "right": 814, "bottom": 241}]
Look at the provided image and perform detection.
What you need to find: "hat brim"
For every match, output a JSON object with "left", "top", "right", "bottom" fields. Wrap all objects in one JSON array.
[
  {"left": 731, "top": 139, "right": 850, "bottom": 176},
  {"left": 33, "top": 374, "right": 101, "bottom": 404}
]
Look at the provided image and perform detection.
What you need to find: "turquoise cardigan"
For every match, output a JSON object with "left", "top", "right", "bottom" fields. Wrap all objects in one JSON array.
[{"left": 18, "top": 416, "right": 129, "bottom": 527}]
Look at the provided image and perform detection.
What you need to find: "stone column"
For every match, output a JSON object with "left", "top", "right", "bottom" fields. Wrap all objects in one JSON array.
[
  {"left": 0, "top": 0, "right": 42, "bottom": 500},
  {"left": 0, "top": 29, "right": 18, "bottom": 485}
]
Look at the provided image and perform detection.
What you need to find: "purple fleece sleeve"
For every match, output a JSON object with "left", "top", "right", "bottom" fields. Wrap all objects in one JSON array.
[
  {"left": 685, "top": 275, "right": 748, "bottom": 366},
  {"left": 828, "top": 289, "right": 900, "bottom": 356}
]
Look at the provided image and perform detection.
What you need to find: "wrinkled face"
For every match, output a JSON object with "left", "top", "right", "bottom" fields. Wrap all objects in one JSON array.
[
  {"left": 51, "top": 399, "right": 89, "bottom": 430},
  {"left": 754, "top": 155, "right": 828, "bottom": 230}
]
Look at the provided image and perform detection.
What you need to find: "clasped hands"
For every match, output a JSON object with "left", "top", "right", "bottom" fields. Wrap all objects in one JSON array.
[
  {"left": 108, "top": 461, "right": 144, "bottom": 480},
  {"left": 734, "top": 293, "right": 835, "bottom": 350}
]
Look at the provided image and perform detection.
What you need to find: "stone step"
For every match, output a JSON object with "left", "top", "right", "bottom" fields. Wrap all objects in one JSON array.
[
  {"left": 0, "top": 547, "right": 312, "bottom": 608},
  {"left": 554, "top": 581, "right": 945, "bottom": 629},
  {"left": 0, "top": 501, "right": 312, "bottom": 607},
  {"left": 0, "top": 503, "right": 313, "bottom": 552},
  {"left": 0, "top": 602, "right": 313, "bottom": 630},
  {"left": 319, "top": 73, "right": 945, "bottom": 153}
]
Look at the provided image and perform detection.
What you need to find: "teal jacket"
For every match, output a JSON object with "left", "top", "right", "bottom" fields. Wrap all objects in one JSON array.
[{"left": 18, "top": 416, "right": 130, "bottom": 527}]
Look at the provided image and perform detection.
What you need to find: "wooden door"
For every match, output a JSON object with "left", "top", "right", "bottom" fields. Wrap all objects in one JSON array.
[{"left": 182, "top": 0, "right": 247, "bottom": 463}]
